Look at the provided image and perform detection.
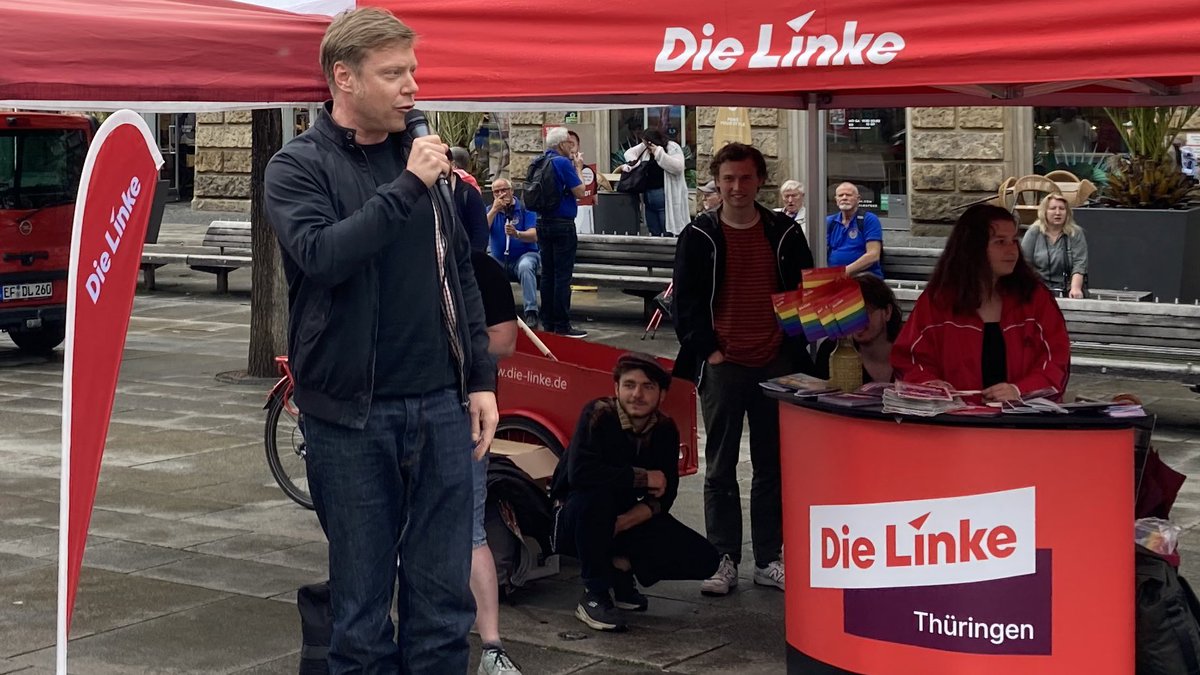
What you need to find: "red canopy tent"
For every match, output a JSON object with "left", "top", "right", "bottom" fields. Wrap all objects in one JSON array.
[
  {"left": 2, "top": 0, "right": 1198, "bottom": 110},
  {"left": 0, "top": 0, "right": 328, "bottom": 110},
  {"left": 5, "top": 0, "right": 1194, "bottom": 259}
]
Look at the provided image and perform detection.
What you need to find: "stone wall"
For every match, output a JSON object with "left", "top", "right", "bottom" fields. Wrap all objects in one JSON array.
[
  {"left": 696, "top": 107, "right": 788, "bottom": 208},
  {"left": 193, "top": 111, "right": 252, "bottom": 212},
  {"left": 908, "top": 107, "right": 1013, "bottom": 231},
  {"left": 504, "top": 110, "right": 604, "bottom": 184}
]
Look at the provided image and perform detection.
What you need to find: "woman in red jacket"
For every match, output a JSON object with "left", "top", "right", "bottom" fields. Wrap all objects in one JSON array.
[{"left": 891, "top": 204, "right": 1070, "bottom": 402}]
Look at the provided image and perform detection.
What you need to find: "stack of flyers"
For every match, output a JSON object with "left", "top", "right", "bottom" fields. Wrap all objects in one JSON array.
[
  {"left": 1105, "top": 404, "right": 1147, "bottom": 418},
  {"left": 760, "top": 372, "right": 830, "bottom": 393},
  {"left": 881, "top": 381, "right": 967, "bottom": 416},
  {"left": 770, "top": 290, "right": 805, "bottom": 337},
  {"left": 817, "top": 392, "right": 880, "bottom": 408},
  {"left": 892, "top": 380, "right": 957, "bottom": 401},
  {"left": 881, "top": 388, "right": 967, "bottom": 416}
]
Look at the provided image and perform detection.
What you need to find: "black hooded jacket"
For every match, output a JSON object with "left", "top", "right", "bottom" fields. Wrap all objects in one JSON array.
[
  {"left": 264, "top": 103, "right": 495, "bottom": 428},
  {"left": 671, "top": 203, "right": 815, "bottom": 386}
]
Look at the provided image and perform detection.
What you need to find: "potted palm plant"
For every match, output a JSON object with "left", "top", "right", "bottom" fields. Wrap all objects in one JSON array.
[
  {"left": 1073, "top": 106, "right": 1200, "bottom": 302},
  {"left": 430, "top": 111, "right": 491, "bottom": 186}
]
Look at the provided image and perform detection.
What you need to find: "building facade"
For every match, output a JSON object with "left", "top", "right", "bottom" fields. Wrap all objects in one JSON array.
[{"left": 192, "top": 106, "right": 1200, "bottom": 233}]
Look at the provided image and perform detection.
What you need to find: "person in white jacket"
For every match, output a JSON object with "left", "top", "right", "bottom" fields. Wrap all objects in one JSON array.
[{"left": 620, "top": 128, "right": 689, "bottom": 236}]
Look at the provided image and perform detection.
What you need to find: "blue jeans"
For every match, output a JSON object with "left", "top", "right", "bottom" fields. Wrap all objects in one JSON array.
[
  {"left": 537, "top": 218, "right": 577, "bottom": 333},
  {"left": 302, "top": 388, "right": 475, "bottom": 675},
  {"left": 504, "top": 251, "right": 540, "bottom": 314},
  {"left": 643, "top": 187, "right": 666, "bottom": 236}
]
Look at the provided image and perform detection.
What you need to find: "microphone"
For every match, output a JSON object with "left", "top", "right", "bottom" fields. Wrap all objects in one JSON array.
[{"left": 404, "top": 108, "right": 456, "bottom": 211}]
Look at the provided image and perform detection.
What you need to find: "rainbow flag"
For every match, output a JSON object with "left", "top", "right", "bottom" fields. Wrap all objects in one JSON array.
[
  {"left": 817, "top": 302, "right": 841, "bottom": 335},
  {"left": 828, "top": 289, "right": 868, "bottom": 337},
  {"left": 797, "top": 298, "right": 826, "bottom": 341},
  {"left": 802, "top": 266, "right": 846, "bottom": 292},
  {"left": 771, "top": 290, "right": 804, "bottom": 336}
]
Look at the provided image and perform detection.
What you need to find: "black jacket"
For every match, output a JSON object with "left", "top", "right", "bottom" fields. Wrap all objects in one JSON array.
[
  {"left": 264, "top": 103, "right": 495, "bottom": 428},
  {"left": 671, "top": 203, "right": 815, "bottom": 385},
  {"left": 550, "top": 398, "right": 681, "bottom": 516}
]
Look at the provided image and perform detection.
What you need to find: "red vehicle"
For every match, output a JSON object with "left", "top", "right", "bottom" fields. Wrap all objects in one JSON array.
[{"left": 0, "top": 113, "right": 93, "bottom": 353}]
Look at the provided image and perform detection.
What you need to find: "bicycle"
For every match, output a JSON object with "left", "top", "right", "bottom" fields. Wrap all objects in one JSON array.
[{"left": 264, "top": 355, "right": 313, "bottom": 509}]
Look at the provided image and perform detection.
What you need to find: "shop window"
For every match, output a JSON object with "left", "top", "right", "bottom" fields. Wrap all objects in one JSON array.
[
  {"left": 1033, "top": 107, "right": 1127, "bottom": 183},
  {"left": 826, "top": 108, "right": 907, "bottom": 216}
]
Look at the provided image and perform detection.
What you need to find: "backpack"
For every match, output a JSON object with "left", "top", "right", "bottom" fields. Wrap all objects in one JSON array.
[
  {"left": 1136, "top": 545, "right": 1200, "bottom": 674},
  {"left": 523, "top": 153, "right": 564, "bottom": 215},
  {"left": 486, "top": 455, "right": 557, "bottom": 595}
]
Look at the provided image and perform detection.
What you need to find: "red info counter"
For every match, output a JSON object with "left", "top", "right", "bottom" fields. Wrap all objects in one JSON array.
[{"left": 774, "top": 396, "right": 1135, "bottom": 674}]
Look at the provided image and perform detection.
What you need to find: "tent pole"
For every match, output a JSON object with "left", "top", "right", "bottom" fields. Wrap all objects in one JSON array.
[{"left": 806, "top": 101, "right": 827, "bottom": 266}]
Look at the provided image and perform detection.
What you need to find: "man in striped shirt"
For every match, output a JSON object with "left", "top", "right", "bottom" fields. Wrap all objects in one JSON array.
[{"left": 671, "top": 143, "right": 815, "bottom": 597}]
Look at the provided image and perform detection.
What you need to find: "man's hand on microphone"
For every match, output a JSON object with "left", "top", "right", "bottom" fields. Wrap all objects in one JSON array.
[
  {"left": 407, "top": 135, "right": 452, "bottom": 188},
  {"left": 469, "top": 391, "right": 499, "bottom": 460}
]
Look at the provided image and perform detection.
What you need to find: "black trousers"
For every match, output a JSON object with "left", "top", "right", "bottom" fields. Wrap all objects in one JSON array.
[
  {"left": 699, "top": 357, "right": 789, "bottom": 566},
  {"left": 552, "top": 489, "right": 719, "bottom": 593}
]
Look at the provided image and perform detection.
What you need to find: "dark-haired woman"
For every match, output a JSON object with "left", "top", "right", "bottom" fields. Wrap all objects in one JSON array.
[
  {"left": 891, "top": 204, "right": 1070, "bottom": 402},
  {"left": 814, "top": 274, "right": 902, "bottom": 383},
  {"left": 620, "top": 129, "right": 689, "bottom": 236}
]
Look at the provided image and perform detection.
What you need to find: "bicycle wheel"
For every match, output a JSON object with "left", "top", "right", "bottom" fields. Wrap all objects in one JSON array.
[
  {"left": 264, "top": 390, "right": 314, "bottom": 510},
  {"left": 494, "top": 417, "right": 565, "bottom": 458}
]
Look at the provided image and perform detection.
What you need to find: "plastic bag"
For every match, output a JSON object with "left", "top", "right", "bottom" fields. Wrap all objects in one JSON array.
[{"left": 1136, "top": 517, "right": 1183, "bottom": 556}]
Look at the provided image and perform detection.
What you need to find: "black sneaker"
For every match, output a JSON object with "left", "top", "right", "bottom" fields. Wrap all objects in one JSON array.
[
  {"left": 611, "top": 571, "right": 649, "bottom": 612},
  {"left": 557, "top": 327, "right": 588, "bottom": 339},
  {"left": 575, "top": 589, "right": 627, "bottom": 631},
  {"left": 523, "top": 311, "right": 540, "bottom": 331}
]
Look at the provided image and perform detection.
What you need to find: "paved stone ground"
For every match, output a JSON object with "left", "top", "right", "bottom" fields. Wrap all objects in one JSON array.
[{"left": 0, "top": 215, "right": 1198, "bottom": 673}]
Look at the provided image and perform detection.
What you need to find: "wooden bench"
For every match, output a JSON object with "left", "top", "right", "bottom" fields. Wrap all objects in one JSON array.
[
  {"left": 141, "top": 220, "right": 252, "bottom": 293},
  {"left": 880, "top": 246, "right": 1152, "bottom": 302},
  {"left": 572, "top": 234, "right": 675, "bottom": 317},
  {"left": 880, "top": 246, "right": 940, "bottom": 282}
]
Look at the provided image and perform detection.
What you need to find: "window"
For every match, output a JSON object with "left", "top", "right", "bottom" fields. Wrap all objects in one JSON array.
[
  {"left": 1032, "top": 107, "right": 1126, "bottom": 182},
  {"left": 0, "top": 130, "right": 89, "bottom": 210},
  {"left": 825, "top": 108, "right": 906, "bottom": 216}
]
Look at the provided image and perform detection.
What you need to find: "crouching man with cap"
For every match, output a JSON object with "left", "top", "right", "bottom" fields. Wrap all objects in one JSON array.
[{"left": 549, "top": 353, "right": 719, "bottom": 631}]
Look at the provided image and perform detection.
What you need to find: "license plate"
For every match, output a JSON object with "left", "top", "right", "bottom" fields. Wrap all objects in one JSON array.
[{"left": 2, "top": 282, "right": 53, "bottom": 301}]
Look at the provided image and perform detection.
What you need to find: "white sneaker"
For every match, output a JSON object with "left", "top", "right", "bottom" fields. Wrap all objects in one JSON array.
[
  {"left": 700, "top": 554, "right": 739, "bottom": 596},
  {"left": 478, "top": 647, "right": 522, "bottom": 675},
  {"left": 753, "top": 559, "right": 785, "bottom": 590}
]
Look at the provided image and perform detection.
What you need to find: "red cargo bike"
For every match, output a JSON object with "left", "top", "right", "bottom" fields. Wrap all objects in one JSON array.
[{"left": 265, "top": 331, "right": 699, "bottom": 509}]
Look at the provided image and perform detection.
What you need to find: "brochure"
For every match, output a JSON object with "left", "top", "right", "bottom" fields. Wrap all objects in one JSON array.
[
  {"left": 818, "top": 393, "right": 880, "bottom": 408},
  {"left": 760, "top": 372, "right": 831, "bottom": 392}
]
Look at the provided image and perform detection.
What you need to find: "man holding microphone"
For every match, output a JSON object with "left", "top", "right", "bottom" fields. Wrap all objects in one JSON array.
[{"left": 265, "top": 8, "right": 496, "bottom": 674}]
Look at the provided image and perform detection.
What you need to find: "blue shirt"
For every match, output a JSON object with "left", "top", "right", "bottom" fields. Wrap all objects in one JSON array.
[
  {"left": 489, "top": 197, "right": 539, "bottom": 261},
  {"left": 543, "top": 149, "right": 581, "bottom": 220},
  {"left": 825, "top": 209, "right": 883, "bottom": 277}
]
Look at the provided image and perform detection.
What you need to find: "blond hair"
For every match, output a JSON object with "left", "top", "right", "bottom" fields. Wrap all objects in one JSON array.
[
  {"left": 1031, "top": 194, "right": 1080, "bottom": 237},
  {"left": 320, "top": 8, "right": 416, "bottom": 92}
]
